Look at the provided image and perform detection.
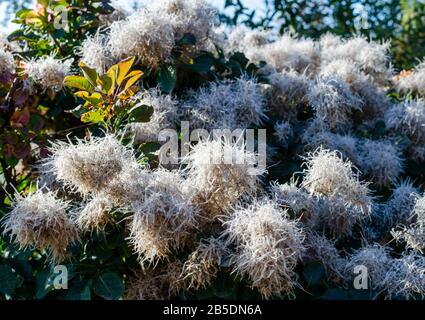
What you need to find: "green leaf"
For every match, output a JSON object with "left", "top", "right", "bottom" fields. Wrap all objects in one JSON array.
[
  {"left": 157, "top": 65, "right": 177, "bottom": 93},
  {"left": 177, "top": 33, "right": 197, "bottom": 46},
  {"left": 0, "top": 265, "right": 17, "bottom": 295},
  {"left": 64, "top": 76, "right": 94, "bottom": 93},
  {"left": 35, "top": 270, "right": 52, "bottom": 299},
  {"left": 303, "top": 262, "right": 326, "bottom": 286},
  {"left": 79, "top": 62, "right": 98, "bottom": 87},
  {"left": 98, "top": 74, "right": 114, "bottom": 95},
  {"left": 81, "top": 109, "right": 107, "bottom": 123},
  {"left": 75, "top": 91, "right": 103, "bottom": 105},
  {"left": 92, "top": 272, "right": 124, "bottom": 300},
  {"left": 65, "top": 278, "right": 92, "bottom": 300},
  {"left": 183, "top": 53, "right": 214, "bottom": 73},
  {"left": 127, "top": 104, "right": 153, "bottom": 123}
]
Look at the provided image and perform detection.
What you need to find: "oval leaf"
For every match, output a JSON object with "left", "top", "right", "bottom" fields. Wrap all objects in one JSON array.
[
  {"left": 64, "top": 76, "right": 94, "bottom": 93},
  {"left": 0, "top": 265, "right": 17, "bottom": 295},
  {"left": 158, "top": 65, "right": 177, "bottom": 94},
  {"left": 92, "top": 272, "right": 123, "bottom": 300}
]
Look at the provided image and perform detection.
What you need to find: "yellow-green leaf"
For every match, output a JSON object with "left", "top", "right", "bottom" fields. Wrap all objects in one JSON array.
[
  {"left": 74, "top": 91, "right": 103, "bottom": 105},
  {"left": 64, "top": 76, "right": 94, "bottom": 93},
  {"left": 105, "top": 65, "right": 118, "bottom": 95},
  {"left": 120, "top": 70, "right": 143, "bottom": 95},
  {"left": 81, "top": 109, "right": 107, "bottom": 123},
  {"left": 79, "top": 62, "right": 98, "bottom": 87},
  {"left": 97, "top": 74, "right": 114, "bottom": 95},
  {"left": 117, "top": 56, "right": 136, "bottom": 86}
]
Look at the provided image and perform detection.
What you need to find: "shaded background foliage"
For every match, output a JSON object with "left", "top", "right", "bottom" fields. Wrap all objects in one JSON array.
[{"left": 220, "top": 0, "right": 425, "bottom": 69}]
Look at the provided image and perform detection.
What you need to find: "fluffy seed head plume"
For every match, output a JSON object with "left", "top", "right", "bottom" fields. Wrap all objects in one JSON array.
[
  {"left": 319, "top": 59, "right": 368, "bottom": 85},
  {"left": 41, "top": 134, "right": 141, "bottom": 197},
  {"left": 307, "top": 78, "right": 364, "bottom": 130},
  {"left": 359, "top": 139, "right": 403, "bottom": 188},
  {"left": 182, "top": 76, "right": 266, "bottom": 130},
  {"left": 303, "top": 128, "right": 360, "bottom": 165},
  {"left": 79, "top": 33, "right": 113, "bottom": 74},
  {"left": 385, "top": 100, "right": 425, "bottom": 144},
  {"left": 125, "top": 261, "right": 185, "bottom": 300},
  {"left": 129, "top": 88, "right": 178, "bottom": 143},
  {"left": 267, "top": 71, "right": 310, "bottom": 118},
  {"left": 396, "top": 61, "right": 425, "bottom": 97},
  {"left": 185, "top": 139, "right": 264, "bottom": 218},
  {"left": 304, "top": 231, "right": 346, "bottom": 282},
  {"left": 392, "top": 195, "right": 425, "bottom": 253},
  {"left": 222, "top": 201, "right": 305, "bottom": 299},
  {"left": 381, "top": 253, "right": 425, "bottom": 299},
  {"left": 2, "top": 189, "right": 78, "bottom": 261},
  {"left": 128, "top": 169, "right": 197, "bottom": 265},
  {"left": 302, "top": 148, "right": 371, "bottom": 214},
  {"left": 109, "top": 9, "right": 175, "bottom": 68},
  {"left": 384, "top": 180, "right": 419, "bottom": 227},
  {"left": 149, "top": 0, "right": 217, "bottom": 47},
  {"left": 180, "top": 237, "right": 227, "bottom": 290},
  {"left": 320, "top": 36, "right": 391, "bottom": 83},
  {"left": 274, "top": 121, "right": 293, "bottom": 148},
  {"left": 317, "top": 195, "right": 367, "bottom": 238},
  {"left": 249, "top": 33, "right": 320, "bottom": 75},
  {"left": 223, "top": 25, "right": 271, "bottom": 55},
  {"left": 270, "top": 181, "right": 318, "bottom": 227},
  {"left": 74, "top": 196, "right": 114, "bottom": 231},
  {"left": 25, "top": 55, "right": 71, "bottom": 91},
  {"left": 344, "top": 244, "right": 392, "bottom": 290}
]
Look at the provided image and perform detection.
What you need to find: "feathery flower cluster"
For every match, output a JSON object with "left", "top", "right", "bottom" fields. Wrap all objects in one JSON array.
[
  {"left": 185, "top": 139, "right": 264, "bottom": 219},
  {"left": 1, "top": 189, "right": 78, "bottom": 261},
  {"left": 267, "top": 71, "right": 309, "bottom": 119},
  {"left": 385, "top": 100, "right": 425, "bottom": 144},
  {"left": 301, "top": 149, "right": 371, "bottom": 237},
  {"left": 273, "top": 121, "right": 293, "bottom": 148},
  {"left": 392, "top": 195, "right": 425, "bottom": 253},
  {"left": 125, "top": 261, "right": 185, "bottom": 300},
  {"left": 320, "top": 35, "right": 391, "bottom": 83},
  {"left": 358, "top": 139, "right": 403, "bottom": 188},
  {"left": 25, "top": 55, "right": 72, "bottom": 91},
  {"left": 304, "top": 231, "right": 346, "bottom": 283},
  {"left": 383, "top": 181, "right": 419, "bottom": 227},
  {"left": 109, "top": 9, "right": 175, "bottom": 67},
  {"left": 270, "top": 181, "right": 318, "bottom": 226},
  {"left": 248, "top": 33, "right": 320, "bottom": 75},
  {"left": 381, "top": 253, "right": 425, "bottom": 299},
  {"left": 307, "top": 78, "right": 364, "bottom": 130},
  {"left": 108, "top": 0, "right": 216, "bottom": 68},
  {"left": 396, "top": 62, "right": 425, "bottom": 97},
  {"left": 181, "top": 76, "right": 266, "bottom": 130},
  {"left": 222, "top": 25, "right": 272, "bottom": 56},
  {"left": 130, "top": 88, "right": 178, "bottom": 143},
  {"left": 79, "top": 33, "right": 114, "bottom": 74},
  {"left": 344, "top": 244, "right": 393, "bottom": 290},
  {"left": 302, "top": 149, "right": 371, "bottom": 214},
  {"left": 129, "top": 169, "right": 198, "bottom": 265},
  {"left": 180, "top": 237, "right": 227, "bottom": 290},
  {"left": 222, "top": 201, "right": 305, "bottom": 298}
]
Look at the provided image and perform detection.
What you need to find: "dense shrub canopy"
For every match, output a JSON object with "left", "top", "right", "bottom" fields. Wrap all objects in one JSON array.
[{"left": 0, "top": 0, "right": 424, "bottom": 300}]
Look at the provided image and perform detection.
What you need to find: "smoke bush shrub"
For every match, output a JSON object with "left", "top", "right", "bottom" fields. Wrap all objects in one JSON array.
[{"left": 1, "top": 0, "right": 425, "bottom": 301}]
